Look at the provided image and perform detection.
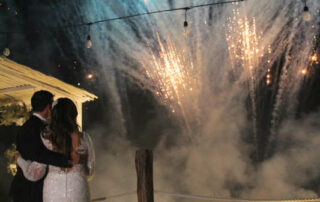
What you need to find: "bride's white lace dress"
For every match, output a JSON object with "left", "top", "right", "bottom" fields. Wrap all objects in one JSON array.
[{"left": 17, "top": 132, "right": 95, "bottom": 202}]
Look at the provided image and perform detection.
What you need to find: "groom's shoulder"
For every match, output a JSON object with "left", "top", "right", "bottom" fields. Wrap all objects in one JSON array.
[{"left": 21, "top": 116, "right": 41, "bottom": 130}]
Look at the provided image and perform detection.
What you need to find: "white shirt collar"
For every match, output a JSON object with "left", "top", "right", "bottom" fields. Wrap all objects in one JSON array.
[{"left": 32, "top": 112, "right": 47, "bottom": 122}]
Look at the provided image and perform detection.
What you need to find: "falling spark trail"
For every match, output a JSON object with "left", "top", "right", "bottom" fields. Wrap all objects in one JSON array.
[
  {"left": 225, "top": 10, "right": 266, "bottom": 148},
  {"left": 139, "top": 33, "right": 200, "bottom": 140}
]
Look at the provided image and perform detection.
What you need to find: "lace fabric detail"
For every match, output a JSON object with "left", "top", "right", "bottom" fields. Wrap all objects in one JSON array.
[
  {"left": 16, "top": 157, "right": 47, "bottom": 181},
  {"left": 43, "top": 132, "right": 93, "bottom": 202},
  {"left": 44, "top": 166, "right": 89, "bottom": 202}
]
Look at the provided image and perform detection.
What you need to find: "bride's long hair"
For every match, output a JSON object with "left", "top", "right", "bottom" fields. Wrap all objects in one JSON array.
[{"left": 49, "top": 98, "right": 79, "bottom": 158}]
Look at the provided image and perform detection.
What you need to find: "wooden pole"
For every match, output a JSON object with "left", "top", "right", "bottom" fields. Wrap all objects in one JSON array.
[{"left": 135, "top": 149, "right": 154, "bottom": 202}]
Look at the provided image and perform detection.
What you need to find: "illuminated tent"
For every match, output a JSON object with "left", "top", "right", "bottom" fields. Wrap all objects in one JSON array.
[{"left": 0, "top": 56, "right": 97, "bottom": 128}]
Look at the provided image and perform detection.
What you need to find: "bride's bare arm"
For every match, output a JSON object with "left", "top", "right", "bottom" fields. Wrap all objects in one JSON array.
[{"left": 71, "top": 132, "right": 80, "bottom": 166}]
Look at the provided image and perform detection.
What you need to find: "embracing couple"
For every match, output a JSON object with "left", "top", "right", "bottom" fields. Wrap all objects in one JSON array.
[{"left": 10, "top": 90, "right": 95, "bottom": 202}]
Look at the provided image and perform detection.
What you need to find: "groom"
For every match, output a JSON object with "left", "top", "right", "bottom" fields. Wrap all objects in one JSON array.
[{"left": 10, "top": 90, "right": 71, "bottom": 202}]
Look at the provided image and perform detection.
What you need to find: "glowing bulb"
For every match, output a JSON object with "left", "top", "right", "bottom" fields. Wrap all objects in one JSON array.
[
  {"left": 301, "top": 69, "right": 307, "bottom": 75},
  {"left": 311, "top": 54, "right": 317, "bottom": 62},
  {"left": 85, "top": 35, "right": 92, "bottom": 48},
  {"left": 183, "top": 21, "right": 188, "bottom": 37},
  {"left": 3, "top": 46, "right": 10, "bottom": 57},
  {"left": 86, "top": 73, "right": 94, "bottom": 79},
  {"left": 304, "top": 6, "right": 311, "bottom": 22}
]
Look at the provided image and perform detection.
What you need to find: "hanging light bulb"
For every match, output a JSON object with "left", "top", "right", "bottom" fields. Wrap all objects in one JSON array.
[
  {"left": 303, "top": 1, "right": 311, "bottom": 21},
  {"left": 86, "top": 35, "right": 92, "bottom": 49},
  {"left": 184, "top": 21, "right": 188, "bottom": 36},
  {"left": 85, "top": 24, "right": 92, "bottom": 48},
  {"left": 3, "top": 45, "right": 10, "bottom": 57},
  {"left": 3, "top": 33, "right": 10, "bottom": 56},
  {"left": 183, "top": 8, "right": 189, "bottom": 37}
]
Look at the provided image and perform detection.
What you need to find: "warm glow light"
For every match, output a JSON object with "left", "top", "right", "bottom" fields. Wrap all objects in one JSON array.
[
  {"left": 184, "top": 21, "right": 189, "bottom": 37},
  {"left": 301, "top": 69, "right": 307, "bottom": 75},
  {"left": 266, "top": 79, "right": 271, "bottom": 85},
  {"left": 142, "top": 33, "right": 199, "bottom": 116},
  {"left": 87, "top": 73, "right": 94, "bottom": 79},
  {"left": 86, "top": 35, "right": 92, "bottom": 48},
  {"left": 304, "top": 6, "right": 311, "bottom": 22},
  {"left": 225, "top": 14, "right": 267, "bottom": 75},
  {"left": 3, "top": 47, "right": 10, "bottom": 57},
  {"left": 225, "top": 8, "right": 270, "bottom": 143},
  {"left": 311, "top": 54, "right": 317, "bottom": 62}
]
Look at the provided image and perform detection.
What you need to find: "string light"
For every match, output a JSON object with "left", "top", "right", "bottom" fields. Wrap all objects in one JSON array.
[
  {"left": 85, "top": 24, "right": 92, "bottom": 48},
  {"left": 301, "top": 68, "right": 307, "bottom": 75},
  {"left": 3, "top": 34, "right": 10, "bottom": 57},
  {"left": 303, "top": 0, "right": 311, "bottom": 22},
  {"left": 0, "top": 0, "right": 243, "bottom": 35},
  {"left": 86, "top": 73, "right": 94, "bottom": 79},
  {"left": 3, "top": 44, "right": 10, "bottom": 57},
  {"left": 0, "top": 0, "right": 244, "bottom": 56},
  {"left": 183, "top": 8, "right": 189, "bottom": 37}
]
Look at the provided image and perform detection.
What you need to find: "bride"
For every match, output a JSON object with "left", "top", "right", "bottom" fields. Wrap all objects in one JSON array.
[{"left": 17, "top": 98, "right": 95, "bottom": 202}]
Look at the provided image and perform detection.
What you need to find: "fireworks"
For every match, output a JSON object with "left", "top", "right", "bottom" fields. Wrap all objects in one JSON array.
[
  {"left": 225, "top": 7, "right": 270, "bottom": 144},
  {"left": 310, "top": 53, "right": 318, "bottom": 63},
  {"left": 141, "top": 33, "right": 200, "bottom": 128},
  {"left": 225, "top": 13, "right": 266, "bottom": 75}
]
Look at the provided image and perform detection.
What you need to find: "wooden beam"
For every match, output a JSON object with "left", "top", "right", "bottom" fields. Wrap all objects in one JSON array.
[
  {"left": 0, "top": 85, "right": 35, "bottom": 93},
  {"left": 135, "top": 149, "right": 154, "bottom": 202}
]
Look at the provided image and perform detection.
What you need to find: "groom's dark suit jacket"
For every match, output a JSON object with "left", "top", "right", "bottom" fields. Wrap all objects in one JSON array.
[{"left": 10, "top": 115, "right": 70, "bottom": 202}]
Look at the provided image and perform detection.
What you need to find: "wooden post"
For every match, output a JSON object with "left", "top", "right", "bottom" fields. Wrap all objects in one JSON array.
[{"left": 135, "top": 149, "right": 154, "bottom": 202}]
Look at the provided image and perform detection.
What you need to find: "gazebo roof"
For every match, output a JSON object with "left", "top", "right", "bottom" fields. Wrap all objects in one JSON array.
[{"left": 0, "top": 56, "right": 97, "bottom": 106}]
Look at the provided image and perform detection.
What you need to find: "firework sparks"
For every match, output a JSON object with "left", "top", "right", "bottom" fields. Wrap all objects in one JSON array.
[
  {"left": 141, "top": 33, "right": 200, "bottom": 135},
  {"left": 225, "top": 7, "right": 270, "bottom": 145}
]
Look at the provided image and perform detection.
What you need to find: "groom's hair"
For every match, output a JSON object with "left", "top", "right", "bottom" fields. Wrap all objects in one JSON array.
[{"left": 31, "top": 90, "right": 54, "bottom": 112}]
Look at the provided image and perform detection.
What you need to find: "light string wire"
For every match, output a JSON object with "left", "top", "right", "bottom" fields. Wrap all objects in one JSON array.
[{"left": 0, "top": 0, "right": 244, "bottom": 35}]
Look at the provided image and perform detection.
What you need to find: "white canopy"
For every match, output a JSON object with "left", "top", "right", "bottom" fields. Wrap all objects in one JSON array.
[{"left": 0, "top": 56, "right": 97, "bottom": 128}]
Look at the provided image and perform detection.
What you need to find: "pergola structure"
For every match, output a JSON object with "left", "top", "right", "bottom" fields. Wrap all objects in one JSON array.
[{"left": 0, "top": 56, "right": 97, "bottom": 128}]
